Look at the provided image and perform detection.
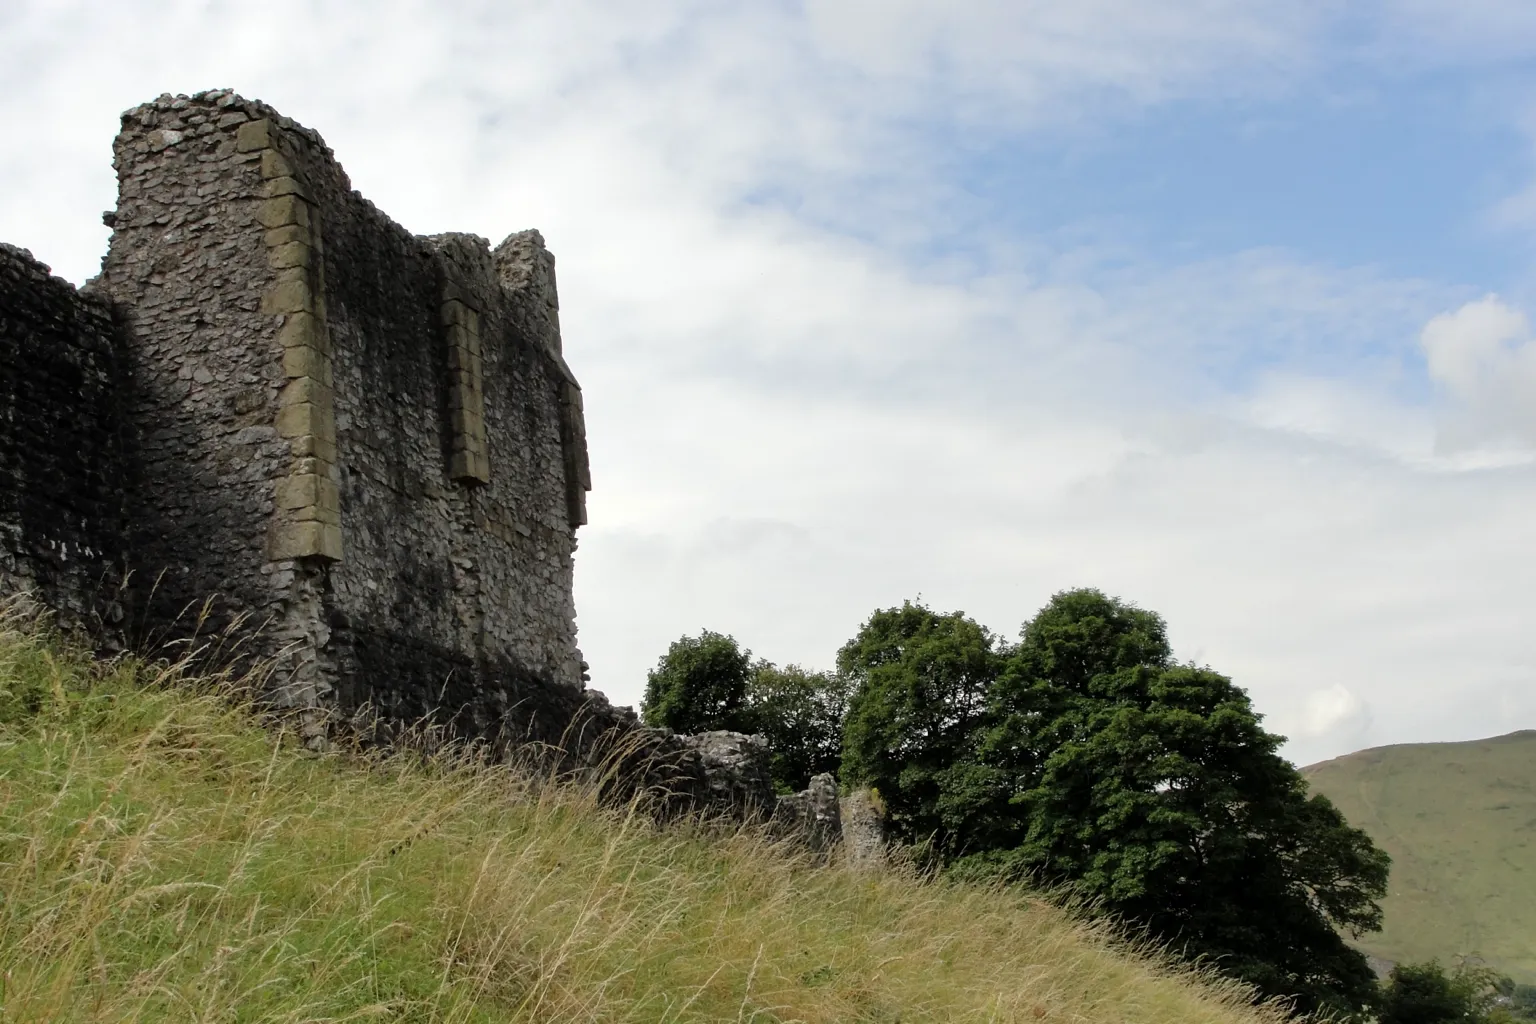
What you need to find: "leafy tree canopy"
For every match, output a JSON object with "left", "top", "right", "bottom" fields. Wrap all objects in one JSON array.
[
  {"left": 639, "top": 630, "right": 756, "bottom": 734},
  {"left": 1380, "top": 959, "right": 1509, "bottom": 1024},
  {"left": 839, "top": 589, "right": 1391, "bottom": 1020},
  {"left": 749, "top": 663, "right": 849, "bottom": 793},
  {"left": 1501, "top": 978, "right": 1536, "bottom": 1021},
  {"left": 639, "top": 634, "right": 851, "bottom": 793},
  {"left": 838, "top": 601, "right": 1004, "bottom": 847}
]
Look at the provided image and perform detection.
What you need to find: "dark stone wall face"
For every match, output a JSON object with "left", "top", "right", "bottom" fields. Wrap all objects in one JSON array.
[
  {"left": 96, "top": 94, "right": 294, "bottom": 662},
  {"left": 264, "top": 102, "right": 590, "bottom": 725},
  {"left": 0, "top": 245, "right": 128, "bottom": 630}
]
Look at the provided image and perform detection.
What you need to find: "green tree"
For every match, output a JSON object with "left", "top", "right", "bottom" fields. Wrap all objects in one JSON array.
[
  {"left": 837, "top": 589, "right": 1392, "bottom": 1019},
  {"left": 963, "top": 589, "right": 1390, "bottom": 1019},
  {"left": 1502, "top": 979, "right": 1536, "bottom": 1021},
  {"left": 640, "top": 630, "right": 756, "bottom": 734},
  {"left": 1380, "top": 960, "right": 1503, "bottom": 1024},
  {"left": 838, "top": 601, "right": 1004, "bottom": 847},
  {"left": 748, "top": 663, "right": 849, "bottom": 793}
]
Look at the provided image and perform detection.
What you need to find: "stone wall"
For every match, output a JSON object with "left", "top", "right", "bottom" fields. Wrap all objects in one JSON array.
[
  {"left": 840, "top": 788, "right": 888, "bottom": 868},
  {"left": 92, "top": 90, "right": 591, "bottom": 742},
  {"left": 0, "top": 245, "right": 128, "bottom": 632},
  {"left": 772, "top": 773, "right": 843, "bottom": 852},
  {"left": 95, "top": 95, "right": 297, "bottom": 670}
]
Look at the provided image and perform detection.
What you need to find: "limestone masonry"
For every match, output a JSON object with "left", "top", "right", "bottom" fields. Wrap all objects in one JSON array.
[
  {"left": 0, "top": 90, "right": 880, "bottom": 834},
  {"left": 3, "top": 89, "right": 594, "bottom": 749}
]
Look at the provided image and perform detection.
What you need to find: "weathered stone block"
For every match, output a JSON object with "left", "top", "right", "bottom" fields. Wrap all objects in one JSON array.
[
  {"left": 269, "top": 519, "right": 342, "bottom": 561},
  {"left": 268, "top": 240, "right": 312, "bottom": 270},
  {"left": 235, "top": 118, "right": 271, "bottom": 152},
  {"left": 263, "top": 176, "right": 309, "bottom": 200},
  {"left": 448, "top": 406, "right": 482, "bottom": 438},
  {"left": 277, "top": 312, "right": 329, "bottom": 354},
  {"left": 320, "top": 524, "right": 343, "bottom": 561},
  {"left": 275, "top": 401, "right": 335, "bottom": 440},
  {"left": 290, "top": 503, "right": 341, "bottom": 525},
  {"left": 288, "top": 433, "right": 338, "bottom": 463},
  {"left": 281, "top": 344, "right": 332, "bottom": 383},
  {"left": 279, "top": 376, "right": 332, "bottom": 409},
  {"left": 445, "top": 345, "right": 481, "bottom": 372},
  {"left": 264, "top": 224, "right": 309, "bottom": 249},
  {"left": 450, "top": 450, "right": 490, "bottom": 483},
  {"left": 446, "top": 382, "right": 484, "bottom": 411},
  {"left": 276, "top": 473, "right": 323, "bottom": 510},
  {"left": 260, "top": 149, "right": 294, "bottom": 179},
  {"left": 258, "top": 194, "right": 310, "bottom": 230},
  {"left": 440, "top": 299, "right": 475, "bottom": 327},
  {"left": 260, "top": 272, "right": 314, "bottom": 315}
]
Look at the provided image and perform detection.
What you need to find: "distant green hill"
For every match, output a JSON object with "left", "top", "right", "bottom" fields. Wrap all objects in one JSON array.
[{"left": 1302, "top": 730, "right": 1536, "bottom": 982}]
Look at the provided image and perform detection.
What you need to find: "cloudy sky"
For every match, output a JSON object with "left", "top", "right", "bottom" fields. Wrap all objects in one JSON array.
[{"left": 5, "top": 1, "right": 1536, "bottom": 766}]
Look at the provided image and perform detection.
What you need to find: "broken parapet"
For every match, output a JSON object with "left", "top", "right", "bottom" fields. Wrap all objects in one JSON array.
[
  {"left": 840, "top": 788, "right": 888, "bottom": 869},
  {"left": 772, "top": 773, "right": 843, "bottom": 853},
  {"left": 682, "top": 731, "right": 777, "bottom": 819}
]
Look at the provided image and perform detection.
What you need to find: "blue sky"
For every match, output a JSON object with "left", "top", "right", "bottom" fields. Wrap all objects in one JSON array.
[
  {"left": 961, "top": 81, "right": 1525, "bottom": 284},
  {"left": 4, "top": 0, "right": 1536, "bottom": 766}
]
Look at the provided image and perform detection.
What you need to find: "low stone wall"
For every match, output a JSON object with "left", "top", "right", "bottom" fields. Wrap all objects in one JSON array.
[
  {"left": 840, "top": 788, "right": 888, "bottom": 868},
  {"left": 0, "top": 245, "right": 128, "bottom": 633},
  {"left": 772, "top": 773, "right": 843, "bottom": 852}
]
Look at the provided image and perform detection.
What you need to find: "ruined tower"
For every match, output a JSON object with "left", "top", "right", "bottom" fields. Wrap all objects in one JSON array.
[{"left": 2, "top": 90, "right": 592, "bottom": 744}]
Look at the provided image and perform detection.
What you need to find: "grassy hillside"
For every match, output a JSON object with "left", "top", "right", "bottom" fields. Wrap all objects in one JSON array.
[
  {"left": 1303, "top": 731, "right": 1536, "bottom": 982},
  {"left": 0, "top": 612, "right": 1296, "bottom": 1024}
]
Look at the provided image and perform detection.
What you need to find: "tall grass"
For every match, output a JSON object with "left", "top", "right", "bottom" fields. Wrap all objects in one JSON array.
[{"left": 0, "top": 608, "right": 1299, "bottom": 1023}]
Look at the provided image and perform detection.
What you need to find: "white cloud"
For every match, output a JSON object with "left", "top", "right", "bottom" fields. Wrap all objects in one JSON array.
[
  {"left": 1241, "top": 373, "right": 1434, "bottom": 461},
  {"left": 1423, "top": 296, "right": 1530, "bottom": 397},
  {"left": 1296, "top": 685, "right": 1372, "bottom": 743},
  {"left": 803, "top": 0, "right": 1325, "bottom": 110},
  {"left": 1421, "top": 295, "right": 1536, "bottom": 452}
]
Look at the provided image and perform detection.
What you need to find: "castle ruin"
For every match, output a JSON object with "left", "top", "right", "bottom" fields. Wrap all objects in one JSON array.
[
  {"left": 0, "top": 89, "right": 879, "bottom": 834},
  {"left": 2, "top": 89, "right": 593, "bottom": 747}
]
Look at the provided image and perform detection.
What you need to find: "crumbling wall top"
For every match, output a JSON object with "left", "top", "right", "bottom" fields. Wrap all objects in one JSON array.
[{"left": 118, "top": 89, "right": 345, "bottom": 188}]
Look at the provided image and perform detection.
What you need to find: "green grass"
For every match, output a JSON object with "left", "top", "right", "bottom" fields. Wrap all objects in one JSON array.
[
  {"left": 1303, "top": 731, "right": 1536, "bottom": 983},
  {"left": 0, "top": 609, "right": 1301, "bottom": 1023}
]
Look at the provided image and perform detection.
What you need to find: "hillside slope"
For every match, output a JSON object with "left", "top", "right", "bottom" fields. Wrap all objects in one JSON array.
[
  {"left": 0, "top": 615, "right": 1292, "bottom": 1024},
  {"left": 1303, "top": 730, "right": 1536, "bottom": 982}
]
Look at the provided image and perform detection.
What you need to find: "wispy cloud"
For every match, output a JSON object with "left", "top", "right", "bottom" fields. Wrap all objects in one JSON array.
[{"left": 1421, "top": 295, "right": 1536, "bottom": 453}]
